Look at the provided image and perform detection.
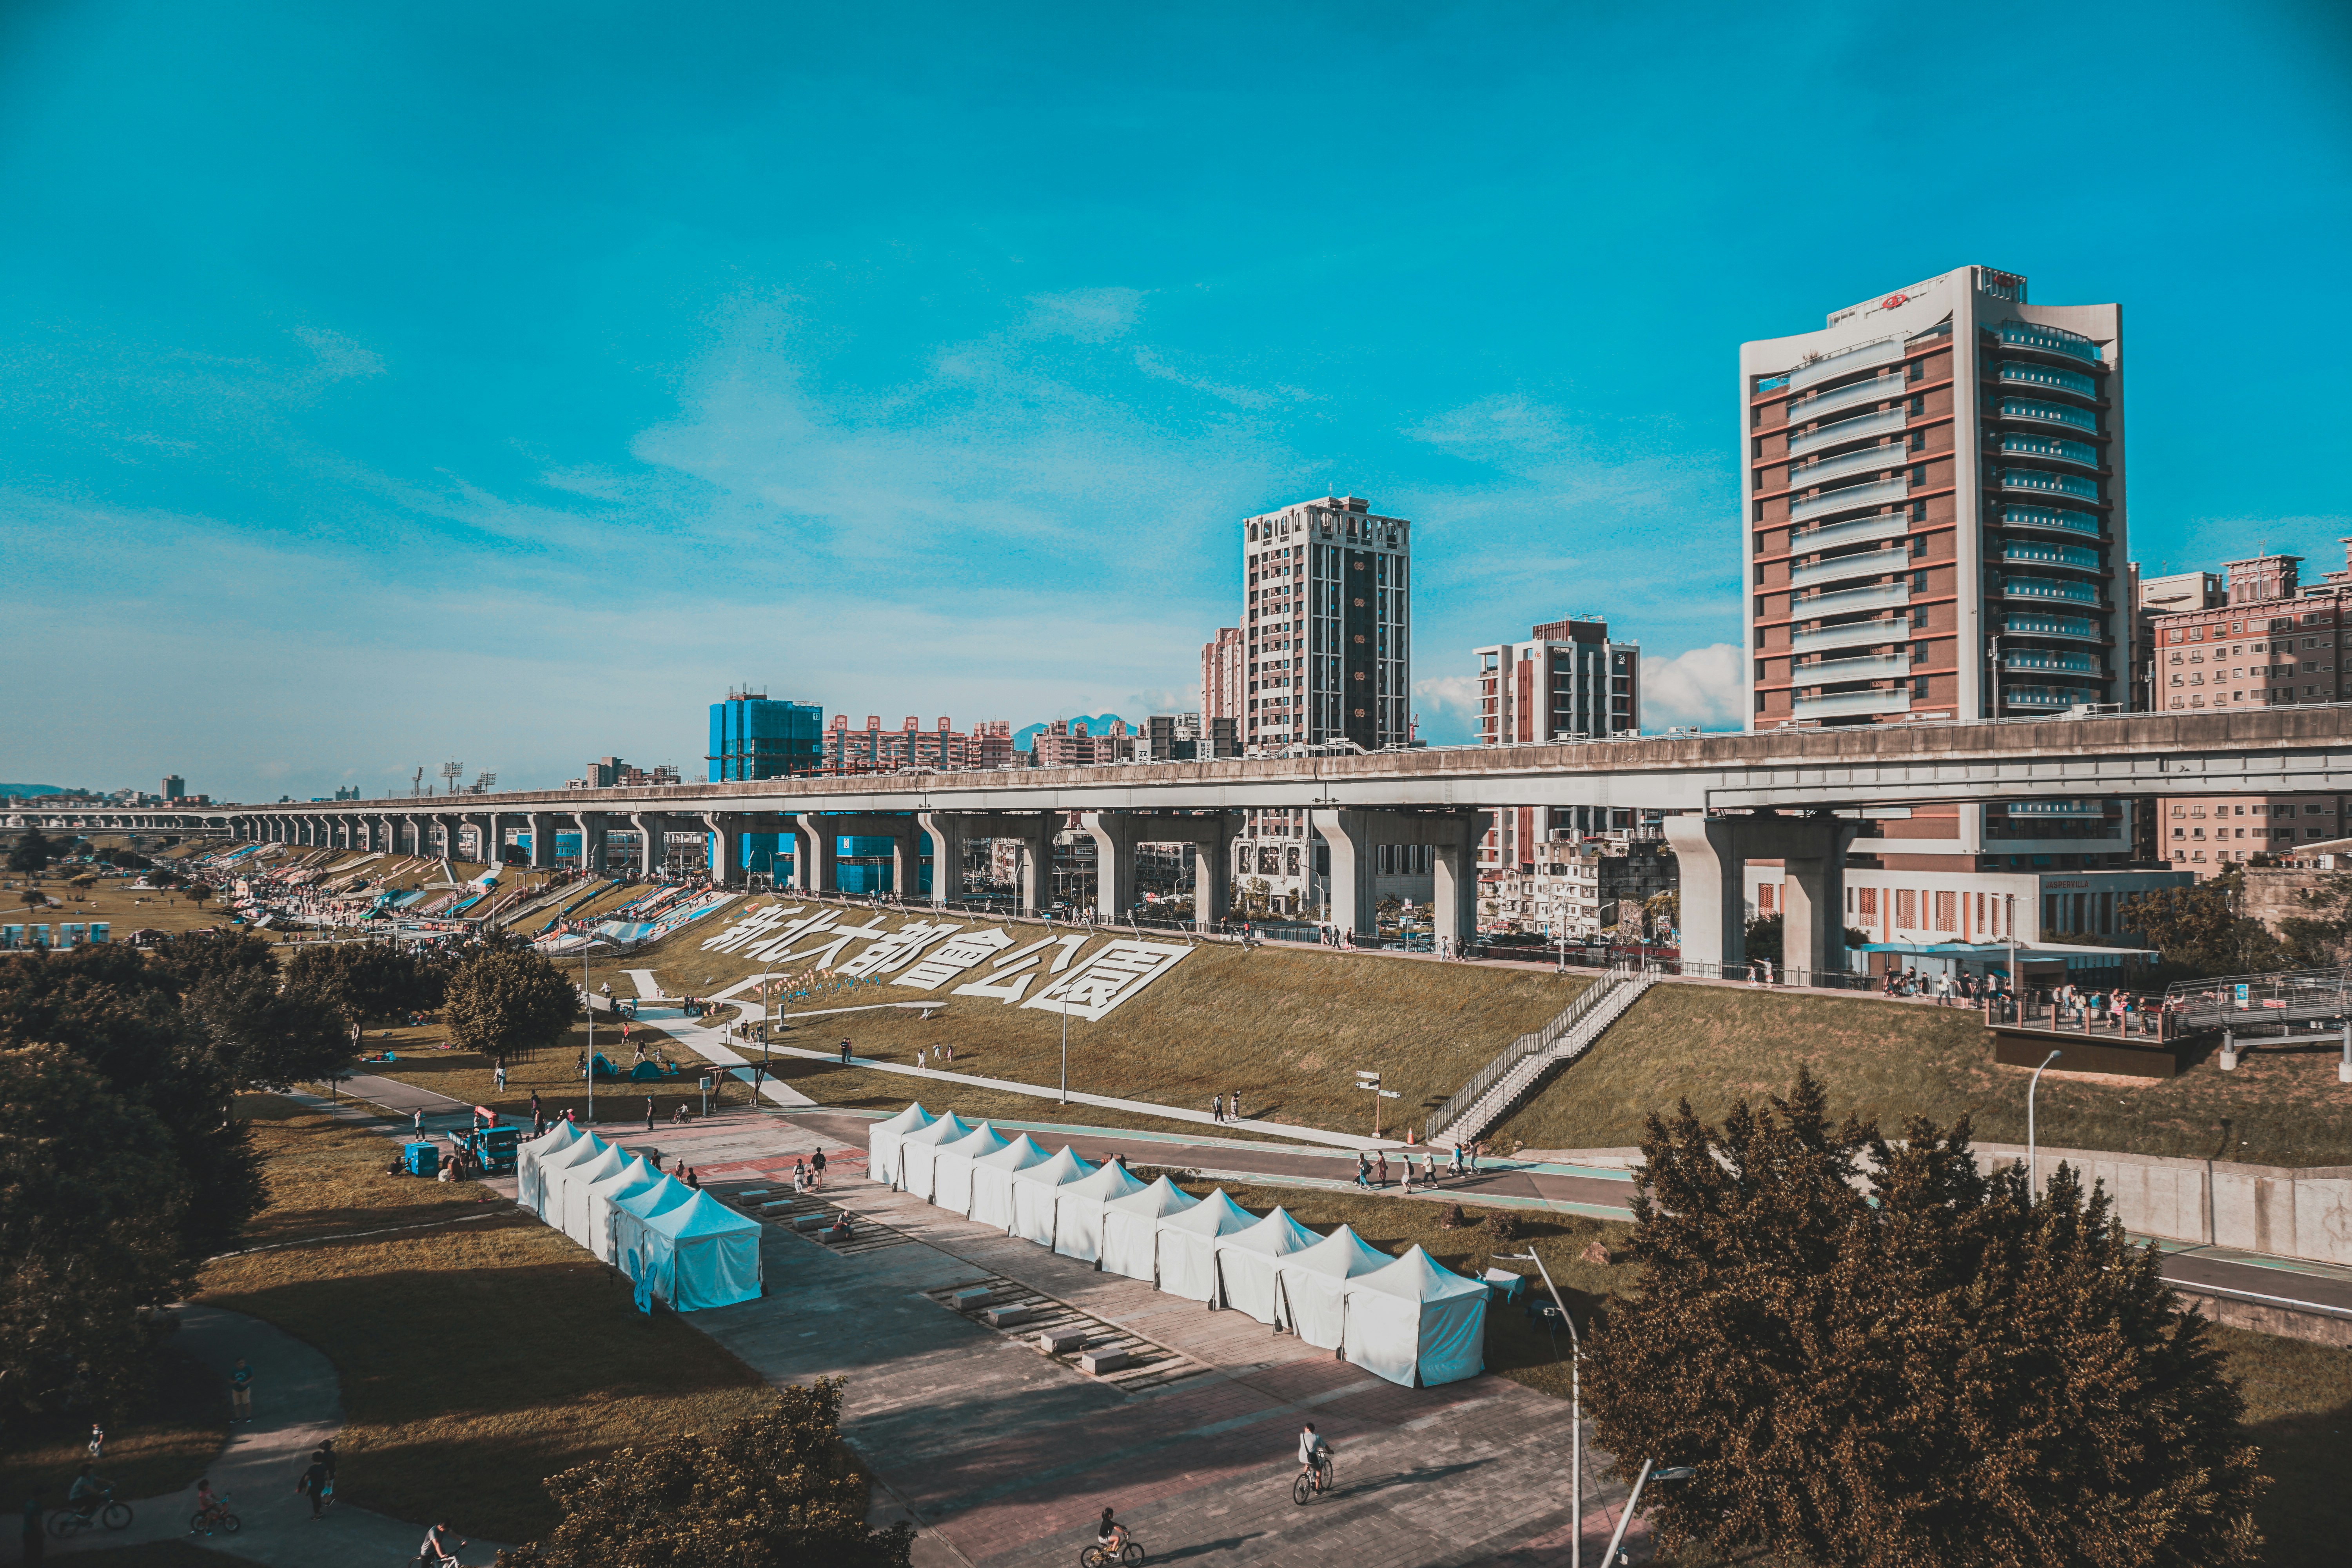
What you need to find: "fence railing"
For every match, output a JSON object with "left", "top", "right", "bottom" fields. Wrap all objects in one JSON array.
[{"left": 1425, "top": 965, "right": 1632, "bottom": 1140}]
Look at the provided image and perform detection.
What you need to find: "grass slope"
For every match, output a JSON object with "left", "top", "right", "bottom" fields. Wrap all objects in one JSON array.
[
  {"left": 196, "top": 1096, "right": 771, "bottom": 1542},
  {"left": 1495, "top": 983, "right": 2352, "bottom": 1166},
  {"left": 0, "top": 1350, "right": 225, "bottom": 1517}
]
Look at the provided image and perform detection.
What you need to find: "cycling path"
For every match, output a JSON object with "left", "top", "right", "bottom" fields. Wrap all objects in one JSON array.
[{"left": 10, "top": 1304, "right": 510, "bottom": 1567}]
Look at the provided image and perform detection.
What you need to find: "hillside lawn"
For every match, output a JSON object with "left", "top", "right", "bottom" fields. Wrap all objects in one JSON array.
[
  {"left": 0, "top": 1348, "right": 225, "bottom": 1523},
  {"left": 1494, "top": 982, "right": 2352, "bottom": 1167},
  {"left": 195, "top": 1095, "right": 773, "bottom": 1542}
]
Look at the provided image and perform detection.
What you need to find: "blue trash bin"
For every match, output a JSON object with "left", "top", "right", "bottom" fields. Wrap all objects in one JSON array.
[{"left": 403, "top": 1142, "right": 439, "bottom": 1177}]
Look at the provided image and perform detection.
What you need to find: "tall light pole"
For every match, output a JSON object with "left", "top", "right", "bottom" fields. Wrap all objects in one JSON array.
[
  {"left": 1059, "top": 1003, "right": 1070, "bottom": 1105},
  {"left": 1497, "top": 1249, "right": 1582, "bottom": 1568},
  {"left": 2028, "top": 1048, "right": 2062, "bottom": 1200},
  {"left": 1600, "top": 1461, "right": 1695, "bottom": 1567},
  {"left": 583, "top": 946, "right": 595, "bottom": 1125}
]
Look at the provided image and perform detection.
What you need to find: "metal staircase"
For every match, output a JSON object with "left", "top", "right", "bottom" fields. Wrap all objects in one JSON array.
[{"left": 1426, "top": 967, "right": 1656, "bottom": 1147}]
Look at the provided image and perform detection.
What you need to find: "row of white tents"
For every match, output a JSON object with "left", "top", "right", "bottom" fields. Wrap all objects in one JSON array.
[
  {"left": 515, "top": 1122, "right": 763, "bottom": 1312},
  {"left": 872, "top": 1105, "right": 1487, "bottom": 1388}
]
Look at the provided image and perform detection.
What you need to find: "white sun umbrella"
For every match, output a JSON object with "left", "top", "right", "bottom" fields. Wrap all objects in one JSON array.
[
  {"left": 1212, "top": 1207, "right": 1320, "bottom": 1326},
  {"left": 582, "top": 1154, "right": 663, "bottom": 1264},
  {"left": 867, "top": 1103, "right": 934, "bottom": 1187},
  {"left": 610, "top": 1174, "right": 695, "bottom": 1286},
  {"left": 966, "top": 1134, "right": 1051, "bottom": 1230},
  {"left": 1153, "top": 1189, "right": 1258, "bottom": 1303},
  {"left": 557, "top": 1142, "right": 632, "bottom": 1250},
  {"left": 893, "top": 1112, "right": 975, "bottom": 1202},
  {"left": 1341, "top": 1246, "right": 1490, "bottom": 1388},
  {"left": 1275, "top": 1225, "right": 1393, "bottom": 1349},
  {"left": 929, "top": 1123, "right": 1012, "bottom": 1216},
  {"left": 515, "top": 1121, "right": 579, "bottom": 1216},
  {"left": 1099, "top": 1176, "right": 1199, "bottom": 1284},
  {"left": 1009, "top": 1146, "right": 1096, "bottom": 1248},
  {"left": 1050, "top": 1161, "right": 1147, "bottom": 1264},
  {"left": 534, "top": 1131, "right": 611, "bottom": 1235}
]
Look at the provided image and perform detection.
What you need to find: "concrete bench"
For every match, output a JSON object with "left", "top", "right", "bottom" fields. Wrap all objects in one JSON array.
[
  {"left": 791, "top": 1214, "right": 831, "bottom": 1232},
  {"left": 1035, "top": 1329, "right": 1087, "bottom": 1355},
  {"left": 951, "top": 1288, "right": 997, "bottom": 1312},
  {"left": 1078, "top": 1350, "right": 1134, "bottom": 1376},
  {"left": 982, "top": 1305, "right": 1037, "bottom": 1328}
]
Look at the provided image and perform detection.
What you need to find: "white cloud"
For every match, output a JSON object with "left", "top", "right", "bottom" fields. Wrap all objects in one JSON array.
[
  {"left": 1024, "top": 287, "right": 1145, "bottom": 342},
  {"left": 1413, "top": 673, "right": 1482, "bottom": 714},
  {"left": 1642, "top": 643, "right": 1745, "bottom": 730}
]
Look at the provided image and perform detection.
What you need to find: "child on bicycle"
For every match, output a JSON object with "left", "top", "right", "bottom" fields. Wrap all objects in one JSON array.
[
  {"left": 1298, "top": 1422, "right": 1332, "bottom": 1491},
  {"left": 191, "top": 1477, "right": 222, "bottom": 1534},
  {"left": 1096, "top": 1506, "right": 1130, "bottom": 1554}
]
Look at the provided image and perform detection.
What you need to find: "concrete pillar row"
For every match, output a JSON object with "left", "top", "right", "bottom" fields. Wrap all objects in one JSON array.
[
  {"left": 793, "top": 814, "right": 840, "bottom": 894},
  {"left": 702, "top": 813, "right": 746, "bottom": 889},
  {"left": 1663, "top": 813, "right": 1859, "bottom": 981},
  {"left": 918, "top": 813, "right": 967, "bottom": 908},
  {"left": 527, "top": 812, "right": 555, "bottom": 870},
  {"left": 629, "top": 813, "right": 666, "bottom": 877},
  {"left": 572, "top": 812, "right": 609, "bottom": 875},
  {"left": 379, "top": 817, "right": 397, "bottom": 856},
  {"left": 1077, "top": 813, "right": 1143, "bottom": 922}
]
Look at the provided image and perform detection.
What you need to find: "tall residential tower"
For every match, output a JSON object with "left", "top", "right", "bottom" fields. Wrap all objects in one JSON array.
[
  {"left": 1744, "top": 266, "right": 2126, "bottom": 729},
  {"left": 1241, "top": 495, "right": 1412, "bottom": 753}
]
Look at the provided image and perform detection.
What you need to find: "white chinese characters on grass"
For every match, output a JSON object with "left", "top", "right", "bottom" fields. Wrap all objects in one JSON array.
[
  {"left": 893, "top": 927, "right": 1015, "bottom": 991},
  {"left": 1020, "top": 939, "right": 1191, "bottom": 1022}
]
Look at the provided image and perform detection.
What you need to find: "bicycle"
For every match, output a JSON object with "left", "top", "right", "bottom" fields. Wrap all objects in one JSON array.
[
  {"left": 1079, "top": 1538, "right": 1145, "bottom": 1567},
  {"left": 50, "top": 1495, "right": 133, "bottom": 1537},
  {"left": 1292, "top": 1454, "right": 1335, "bottom": 1505},
  {"left": 189, "top": 1493, "right": 241, "bottom": 1535}
]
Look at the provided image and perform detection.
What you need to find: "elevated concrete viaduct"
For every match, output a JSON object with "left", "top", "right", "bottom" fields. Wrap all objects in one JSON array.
[{"left": 17, "top": 708, "right": 2351, "bottom": 969}]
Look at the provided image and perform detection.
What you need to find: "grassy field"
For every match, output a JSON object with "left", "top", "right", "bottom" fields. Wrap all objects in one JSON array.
[
  {"left": 196, "top": 1096, "right": 773, "bottom": 1542},
  {"left": 1, "top": 869, "right": 231, "bottom": 940},
  {"left": 0, "top": 1348, "right": 225, "bottom": 1519},
  {"left": 627, "top": 911, "right": 1586, "bottom": 1135},
  {"left": 343, "top": 1016, "right": 750, "bottom": 1131},
  {"left": 1493, "top": 982, "right": 2352, "bottom": 1167},
  {"left": 2220, "top": 1325, "right": 2352, "bottom": 1566}
]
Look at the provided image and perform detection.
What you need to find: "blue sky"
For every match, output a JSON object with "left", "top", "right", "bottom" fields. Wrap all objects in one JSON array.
[{"left": 3, "top": 2, "right": 2347, "bottom": 800}]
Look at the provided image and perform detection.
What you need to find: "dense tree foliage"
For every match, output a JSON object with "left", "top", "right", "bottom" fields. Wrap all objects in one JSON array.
[
  {"left": 7, "top": 828, "right": 51, "bottom": 873},
  {"left": 2122, "top": 868, "right": 2294, "bottom": 979},
  {"left": 443, "top": 945, "right": 579, "bottom": 1064},
  {"left": 1585, "top": 1071, "right": 2263, "bottom": 1568},
  {"left": 499, "top": 1382, "right": 912, "bottom": 1568},
  {"left": 185, "top": 964, "right": 354, "bottom": 1089},
  {"left": 0, "top": 1043, "right": 193, "bottom": 1424},
  {"left": 282, "top": 940, "right": 441, "bottom": 1027}
]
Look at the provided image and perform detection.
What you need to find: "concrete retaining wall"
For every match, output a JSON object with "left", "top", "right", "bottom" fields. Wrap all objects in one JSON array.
[{"left": 1976, "top": 1142, "right": 2352, "bottom": 1267}]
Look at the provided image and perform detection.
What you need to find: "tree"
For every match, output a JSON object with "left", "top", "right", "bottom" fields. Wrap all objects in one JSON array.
[
  {"left": 185, "top": 965, "right": 356, "bottom": 1089},
  {"left": 283, "top": 941, "right": 436, "bottom": 1028},
  {"left": 7, "top": 829, "right": 50, "bottom": 874},
  {"left": 0, "top": 1042, "right": 199, "bottom": 1429},
  {"left": 1584, "top": 1072, "right": 2263, "bottom": 1567},
  {"left": 2122, "top": 868, "right": 2287, "bottom": 979},
  {"left": 500, "top": 1382, "right": 912, "bottom": 1568},
  {"left": 443, "top": 945, "right": 579, "bottom": 1064},
  {"left": 1743, "top": 911, "right": 1782, "bottom": 965}
]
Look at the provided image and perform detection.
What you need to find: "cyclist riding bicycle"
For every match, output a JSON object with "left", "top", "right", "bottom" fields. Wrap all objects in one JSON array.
[
  {"left": 1297, "top": 1423, "right": 1332, "bottom": 1492},
  {"left": 419, "top": 1519, "right": 466, "bottom": 1564},
  {"left": 69, "top": 1464, "right": 113, "bottom": 1518},
  {"left": 1095, "top": 1506, "right": 1130, "bottom": 1555},
  {"left": 190, "top": 1478, "right": 224, "bottom": 1533}
]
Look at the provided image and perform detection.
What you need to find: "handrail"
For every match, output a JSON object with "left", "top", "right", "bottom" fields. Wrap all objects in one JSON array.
[{"left": 1426, "top": 965, "right": 1630, "bottom": 1138}]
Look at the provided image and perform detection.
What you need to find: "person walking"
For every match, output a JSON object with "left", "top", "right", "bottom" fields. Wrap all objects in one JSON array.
[
  {"left": 412, "top": 1107, "right": 423, "bottom": 1136},
  {"left": 839, "top": 1038, "right": 852, "bottom": 1065},
  {"left": 811, "top": 1148, "right": 827, "bottom": 1190},
  {"left": 1230, "top": 1089, "right": 1243, "bottom": 1122},
  {"left": 1212, "top": 1093, "right": 1225, "bottom": 1124},
  {"left": 645, "top": 1096, "right": 655, "bottom": 1132},
  {"left": 1354, "top": 1152, "right": 1371, "bottom": 1190},
  {"left": 297, "top": 1451, "right": 330, "bottom": 1521},
  {"left": 494, "top": 1062, "right": 507, "bottom": 1091},
  {"left": 229, "top": 1358, "right": 253, "bottom": 1423},
  {"left": 1374, "top": 1150, "right": 1388, "bottom": 1188}
]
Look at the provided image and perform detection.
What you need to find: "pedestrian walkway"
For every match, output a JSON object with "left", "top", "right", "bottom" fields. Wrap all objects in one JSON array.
[{"left": 2, "top": 1306, "right": 510, "bottom": 1567}]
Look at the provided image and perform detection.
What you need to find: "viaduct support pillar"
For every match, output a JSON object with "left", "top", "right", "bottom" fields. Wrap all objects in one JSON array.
[
  {"left": 630, "top": 813, "right": 666, "bottom": 877},
  {"left": 1078, "top": 812, "right": 1141, "bottom": 923},
  {"left": 918, "top": 813, "right": 967, "bottom": 909},
  {"left": 573, "top": 813, "right": 609, "bottom": 875},
  {"left": 527, "top": 813, "right": 555, "bottom": 869},
  {"left": 794, "top": 815, "right": 839, "bottom": 894},
  {"left": 1430, "top": 812, "right": 1484, "bottom": 954},
  {"left": 1309, "top": 809, "right": 1377, "bottom": 938},
  {"left": 702, "top": 814, "right": 745, "bottom": 889},
  {"left": 1663, "top": 813, "right": 1858, "bottom": 981},
  {"left": 481, "top": 811, "right": 504, "bottom": 867}
]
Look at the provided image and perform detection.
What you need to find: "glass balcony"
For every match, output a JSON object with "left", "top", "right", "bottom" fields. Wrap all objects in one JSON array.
[
  {"left": 2002, "top": 576, "right": 2102, "bottom": 606},
  {"left": 1786, "top": 405, "right": 1906, "bottom": 459},
  {"left": 1787, "top": 370, "right": 1907, "bottom": 425},
  {"left": 1800, "top": 580, "right": 1911, "bottom": 615},
  {"left": 1997, "top": 397, "right": 2098, "bottom": 434},
  {"left": 2004, "top": 686, "right": 2103, "bottom": 710},
  {"left": 1790, "top": 617, "right": 1904, "bottom": 655},
  {"left": 1798, "top": 652, "right": 1913, "bottom": 683},
  {"left": 1788, "top": 474, "right": 1909, "bottom": 523},
  {"left": 1793, "top": 511, "right": 1907, "bottom": 552},
  {"left": 2004, "top": 612, "right": 2102, "bottom": 642},
  {"left": 2000, "top": 468, "right": 2101, "bottom": 502},
  {"left": 1788, "top": 334, "right": 1903, "bottom": 392},
  {"left": 2002, "top": 541, "right": 2102, "bottom": 571},
  {"left": 1999, "top": 362, "right": 2096, "bottom": 399},
  {"left": 1999, "top": 504, "right": 2102, "bottom": 539},
  {"left": 2003, "top": 651, "right": 2102, "bottom": 676},
  {"left": 1793, "top": 688, "right": 1914, "bottom": 719},
  {"left": 1789, "top": 443, "right": 1906, "bottom": 491},
  {"left": 1994, "top": 321, "right": 2102, "bottom": 364},
  {"left": 2002, "top": 799, "right": 2105, "bottom": 817},
  {"left": 1790, "top": 548, "right": 1903, "bottom": 592},
  {"left": 1999, "top": 434, "right": 2098, "bottom": 467}
]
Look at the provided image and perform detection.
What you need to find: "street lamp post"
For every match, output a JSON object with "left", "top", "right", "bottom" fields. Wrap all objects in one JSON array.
[
  {"left": 1059, "top": 1002, "right": 1069, "bottom": 1105},
  {"left": 583, "top": 947, "right": 594, "bottom": 1125},
  {"left": 1497, "top": 1249, "right": 1583, "bottom": 1568},
  {"left": 2028, "top": 1047, "right": 2062, "bottom": 1200},
  {"left": 1599, "top": 1461, "right": 1695, "bottom": 1567}
]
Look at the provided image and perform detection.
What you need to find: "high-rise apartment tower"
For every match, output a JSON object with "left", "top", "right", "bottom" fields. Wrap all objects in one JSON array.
[
  {"left": 1241, "top": 495, "right": 1411, "bottom": 752},
  {"left": 1744, "top": 266, "right": 2126, "bottom": 728}
]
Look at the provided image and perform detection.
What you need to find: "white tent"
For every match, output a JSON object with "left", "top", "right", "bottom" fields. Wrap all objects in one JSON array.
[
  {"left": 557, "top": 1143, "right": 632, "bottom": 1251},
  {"left": 1050, "top": 1161, "right": 1147, "bottom": 1264},
  {"left": 1277, "top": 1225, "right": 1393, "bottom": 1350},
  {"left": 1153, "top": 1190, "right": 1258, "bottom": 1303},
  {"left": 894, "top": 1112, "right": 975, "bottom": 1201},
  {"left": 930, "top": 1123, "right": 1012, "bottom": 1216},
  {"left": 1213, "top": 1208, "right": 1320, "bottom": 1325},
  {"left": 1010, "top": 1146, "right": 1096, "bottom": 1247},
  {"left": 611, "top": 1173, "right": 695, "bottom": 1283},
  {"left": 1342, "top": 1246, "right": 1488, "bottom": 1388},
  {"left": 534, "top": 1132, "right": 612, "bottom": 1236},
  {"left": 581, "top": 1154, "right": 664, "bottom": 1263},
  {"left": 515, "top": 1122, "right": 579, "bottom": 1216},
  {"left": 619, "top": 1189, "right": 763, "bottom": 1312},
  {"left": 967, "top": 1134, "right": 1051, "bottom": 1231},
  {"left": 867, "top": 1103, "right": 934, "bottom": 1187},
  {"left": 1100, "top": 1177, "right": 1198, "bottom": 1283}
]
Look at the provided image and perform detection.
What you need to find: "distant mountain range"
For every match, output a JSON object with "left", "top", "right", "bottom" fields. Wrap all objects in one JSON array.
[{"left": 1012, "top": 715, "right": 1126, "bottom": 751}]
